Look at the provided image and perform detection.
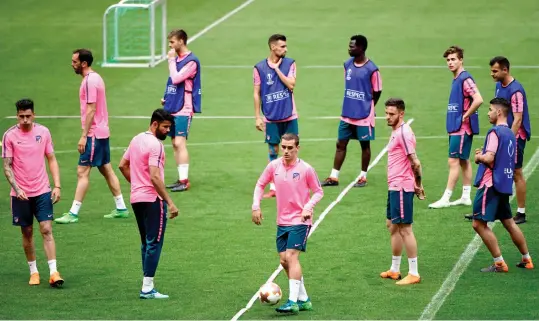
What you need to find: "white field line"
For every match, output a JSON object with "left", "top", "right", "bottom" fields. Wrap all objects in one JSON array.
[
  {"left": 186, "top": 0, "right": 256, "bottom": 45},
  {"left": 419, "top": 146, "right": 539, "bottom": 320},
  {"left": 230, "top": 119, "right": 415, "bottom": 321},
  {"left": 3, "top": 115, "right": 387, "bottom": 120},
  {"left": 202, "top": 65, "right": 539, "bottom": 70}
]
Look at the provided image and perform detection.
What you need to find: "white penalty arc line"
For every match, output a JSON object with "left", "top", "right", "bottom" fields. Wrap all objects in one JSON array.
[
  {"left": 230, "top": 119, "right": 415, "bottom": 321},
  {"left": 418, "top": 146, "right": 539, "bottom": 320}
]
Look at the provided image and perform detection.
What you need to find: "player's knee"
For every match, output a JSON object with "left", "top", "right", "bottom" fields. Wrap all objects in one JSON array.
[
  {"left": 268, "top": 145, "right": 279, "bottom": 161},
  {"left": 336, "top": 140, "right": 348, "bottom": 151},
  {"left": 285, "top": 250, "right": 299, "bottom": 263},
  {"left": 39, "top": 225, "right": 53, "bottom": 239},
  {"left": 280, "top": 257, "right": 288, "bottom": 267},
  {"left": 172, "top": 137, "right": 186, "bottom": 150},
  {"left": 21, "top": 226, "right": 33, "bottom": 239},
  {"left": 77, "top": 166, "right": 91, "bottom": 179},
  {"left": 360, "top": 140, "right": 370, "bottom": 151},
  {"left": 472, "top": 219, "right": 484, "bottom": 232},
  {"left": 514, "top": 168, "right": 524, "bottom": 181},
  {"left": 448, "top": 158, "right": 459, "bottom": 167}
]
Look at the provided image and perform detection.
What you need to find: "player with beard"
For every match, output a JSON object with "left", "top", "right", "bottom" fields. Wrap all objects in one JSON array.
[
  {"left": 253, "top": 34, "right": 299, "bottom": 198},
  {"left": 55, "top": 49, "right": 129, "bottom": 224},
  {"left": 321, "top": 34, "right": 382, "bottom": 188},
  {"left": 119, "top": 108, "right": 180, "bottom": 299}
]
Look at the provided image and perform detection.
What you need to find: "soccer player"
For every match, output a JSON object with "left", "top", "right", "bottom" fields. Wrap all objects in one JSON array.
[
  {"left": 162, "top": 29, "right": 202, "bottom": 193},
  {"left": 321, "top": 35, "right": 382, "bottom": 188},
  {"left": 380, "top": 98, "right": 424, "bottom": 285},
  {"left": 2, "top": 99, "right": 64, "bottom": 287},
  {"left": 252, "top": 133, "right": 323, "bottom": 313},
  {"left": 118, "top": 108, "right": 180, "bottom": 299},
  {"left": 488, "top": 56, "right": 531, "bottom": 224},
  {"left": 253, "top": 34, "right": 298, "bottom": 198},
  {"left": 429, "top": 46, "right": 483, "bottom": 209},
  {"left": 55, "top": 49, "right": 128, "bottom": 224},
  {"left": 470, "top": 98, "right": 533, "bottom": 272}
]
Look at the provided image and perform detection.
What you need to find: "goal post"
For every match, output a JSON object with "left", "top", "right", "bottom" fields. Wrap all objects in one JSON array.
[{"left": 102, "top": 0, "right": 167, "bottom": 68}]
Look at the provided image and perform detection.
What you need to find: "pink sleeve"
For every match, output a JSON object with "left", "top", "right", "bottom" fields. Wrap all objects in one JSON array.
[
  {"left": 463, "top": 78, "right": 478, "bottom": 97},
  {"left": 86, "top": 76, "right": 98, "bottom": 103},
  {"left": 485, "top": 132, "right": 499, "bottom": 153},
  {"left": 253, "top": 68, "right": 261, "bottom": 86},
  {"left": 169, "top": 60, "right": 197, "bottom": 85},
  {"left": 511, "top": 92, "right": 524, "bottom": 113},
  {"left": 303, "top": 166, "right": 324, "bottom": 212},
  {"left": 44, "top": 130, "right": 54, "bottom": 155},
  {"left": 148, "top": 142, "right": 164, "bottom": 168},
  {"left": 402, "top": 128, "right": 416, "bottom": 156},
  {"left": 371, "top": 70, "right": 382, "bottom": 92},
  {"left": 2, "top": 133, "right": 13, "bottom": 158},
  {"left": 287, "top": 62, "right": 296, "bottom": 78},
  {"left": 252, "top": 163, "right": 274, "bottom": 210}
]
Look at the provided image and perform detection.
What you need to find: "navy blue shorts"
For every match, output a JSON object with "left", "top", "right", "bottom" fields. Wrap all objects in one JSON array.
[
  {"left": 265, "top": 119, "right": 299, "bottom": 145},
  {"left": 11, "top": 192, "right": 53, "bottom": 227},
  {"left": 168, "top": 115, "right": 193, "bottom": 139},
  {"left": 472, "top": 186, "right": 512, "bottom": 222},
  {"left": 79, "top": 137, "right": 111, "bottom": 167},
  {"left": 386, "top": 190, "right": 414, "bottom": 224},
  {"left": 276, "top": 224, "right": 310, "bottom": 253},
  {"left": 338, "top": 121, "right": 375, "bottom": 141}
]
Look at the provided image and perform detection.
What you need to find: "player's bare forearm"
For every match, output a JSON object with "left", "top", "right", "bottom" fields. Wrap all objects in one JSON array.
[
  {"left": 464, "top": 92, "right": 483, "bottom": 118},
  {"left": 511, "top": 114, "right": 522, "bottom": 136},
  {"left": 478, "top": 152, "right": 495, "bottom": 167},
  {"left": 151, "top": 175, "right": 174, "bottom": 205},
  {"left": 373, "top": 91, "right": 382, "bottom": 106},
  {"left": 82, "top": 104, "right": 96, "bottom": 137},
  {"left": 46, "top": 154, "right": 61, "bottom": 188},
  {"left": 119, "top": 158, "right": 131, "bottom": 183},
  {"left": 253, "top": 90, "right": 261, "bottom": 118},
  {"left": 408, "top": 153, "right": 423, "bottom": 186},
  {"left": 274, "top": 68, "right": 295, "bottom": 91},
  {"left": 3, "top": 158, "right": 20, "bottom": 192}
]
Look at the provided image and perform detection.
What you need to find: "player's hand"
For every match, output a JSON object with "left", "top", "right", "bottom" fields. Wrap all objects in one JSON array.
[
  {"left": 252, "top": 209, "right": 263, "bottom": 225},
  {"left": 16, "top": 189, "right": 28, "bottom": 201},
  {"left": 167, "top": 49, "right": 177, "bottom": 59},
  {"left": 474, "top": 148, "right": 482, "bottom": 164},
  {"left": 168, "top": 203, "right": 179, "bottom": 219},
  {"left": 160, "top": 98, "right": 166, "bottom": 106},
  {"left": 301, "top": 209, "right": 312, "bottom": 222},
  {"left": 78, "top": 136, "right": 87, "bottom": 154},
  {"left": 51, "top": 187, "right": 61, "bottom": 204},
  {"left": 255, "top": 117, "right": 264, "bottom": 131},
  {"left": 415, "top": 184, "right": 426, "bottom": 200},
  {"left": 270, "top": 59, "right": 282, "bottom": 70}
]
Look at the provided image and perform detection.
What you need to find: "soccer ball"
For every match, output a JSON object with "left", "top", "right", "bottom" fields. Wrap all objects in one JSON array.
[{"left": 258, "top": 282, "right": 282, "bottom": 305}]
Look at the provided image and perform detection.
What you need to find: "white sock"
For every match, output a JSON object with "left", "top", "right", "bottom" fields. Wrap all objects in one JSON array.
[
  {"left": 113, "top": 194, "right": 127, "bottom": 210},
  {"left": 330, "top": 168, "right": 339, "bottom": 179},
  {"left": 390, "top": 255, "right": 402, "bottom": 272},
  {"left": 517, "top": 207, "right": 525, "bottom": 214},
  {"left": 288, "top": 279, "right": 301, "bottom": 302},
  {"left": 69, "top": 200, "right": 82, "bottom": 215},
  {"left": 360, "top": 171, "right": 367, "bottom": 179},
  {"left": 298, "top": 276, "right": 308, "bottom": 301},
  {"left": 493, "top": 255, "right": 504, "bottom": 263},
  {"left": 408, "top": 257, "right": 418, "bottom": 276},
  {"left": 179, "top": 164, "right": 189, "bottom": 181},
  {"left": 142, "top": 276, "right": 154, "bottom": 292},
  {"left": 270, "top": 183, "right": 276, "bottom": 191},
  {"left": 462, "top": 185, "right": 471, "bottom": 199},
  {"left": 522, "top": 253, "right": 531, "bottom": 260},
  {"left": 28, "top": 260, "right": 38, "bottom": 275},
  {"left": 48, "top": 259, "right": 57, "bottom": 276},
  {"left": 442, "top": 189, "right": 453, "bottom": 202}
]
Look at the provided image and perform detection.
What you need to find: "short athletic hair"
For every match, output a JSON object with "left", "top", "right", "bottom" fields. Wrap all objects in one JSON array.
[
  {"left": 443, "top": 45, "right": 464, "bottom": 59},
  {"left": 73, "top": 48, "right": 93, "bottom": 67},
  {"left": 385, "top": 98, "right": 406, "bottom": 111},
  {"left": 150, "top": 108, "right": 174, "bottom": 125},
  {"left": 268, "top": 34, "right": 286, "bottom": 48},
  {"left": 281, "top": 133, "right": 299, "bottom": 146},
  {"left": 489, "top": 56, "right": 510, "bottom": 70},
  {"left": 168, "top": 29, "right": 188, "bottom": 43},
  {"left": 15, "top": 99, "right": 34, "bottom": 112},
  {"left": 490, "top": 97, "right": 510, "bottom": 117},
  {"left": 350, "top": 35, "right": 368, "bottom": 51}
]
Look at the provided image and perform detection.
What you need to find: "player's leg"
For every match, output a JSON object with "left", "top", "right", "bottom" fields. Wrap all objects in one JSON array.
[
  {"left": 35, "top": 192, "right": 63, "bottom": 287},
  {"left": 353, "top": 125, "right": 375, "bottom": 187},
  {"left": 55, "top": 137, "right": 95, "bottom": 224},
  {"left": 132, "top": 203, "right": 148, "bottom": 276},
  {"left": 393, "top": 191, "right": 420, "bottom": 285},
  {"left": 381, "top": 192, "right": 404, "bottom": 280},
  {"left": 450, "top": 133, "right": 473, "bottom": 206},
  {"left": 497, "top": 195, "right": 534, "bottom": 269},
  {"left": 168, "top": 116, "right": 192, "bottom": 192},
  {"left": 13, "top": 196, "right": 40, "bottom": 285},
  {"left": 513, "top": 138, "right": 527, "bottom": 224},
  {"left": 139, "top": 198, "right": 169, "bottom": 299},
  {"left": 471, "top": 187, "right": 508, "bottom": 272},
  {"left": 429, "top": 135, "right": 463, "bottom": 208},
  {"left": 321, "top": 121, "right": 352, "bottom": 186}
]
